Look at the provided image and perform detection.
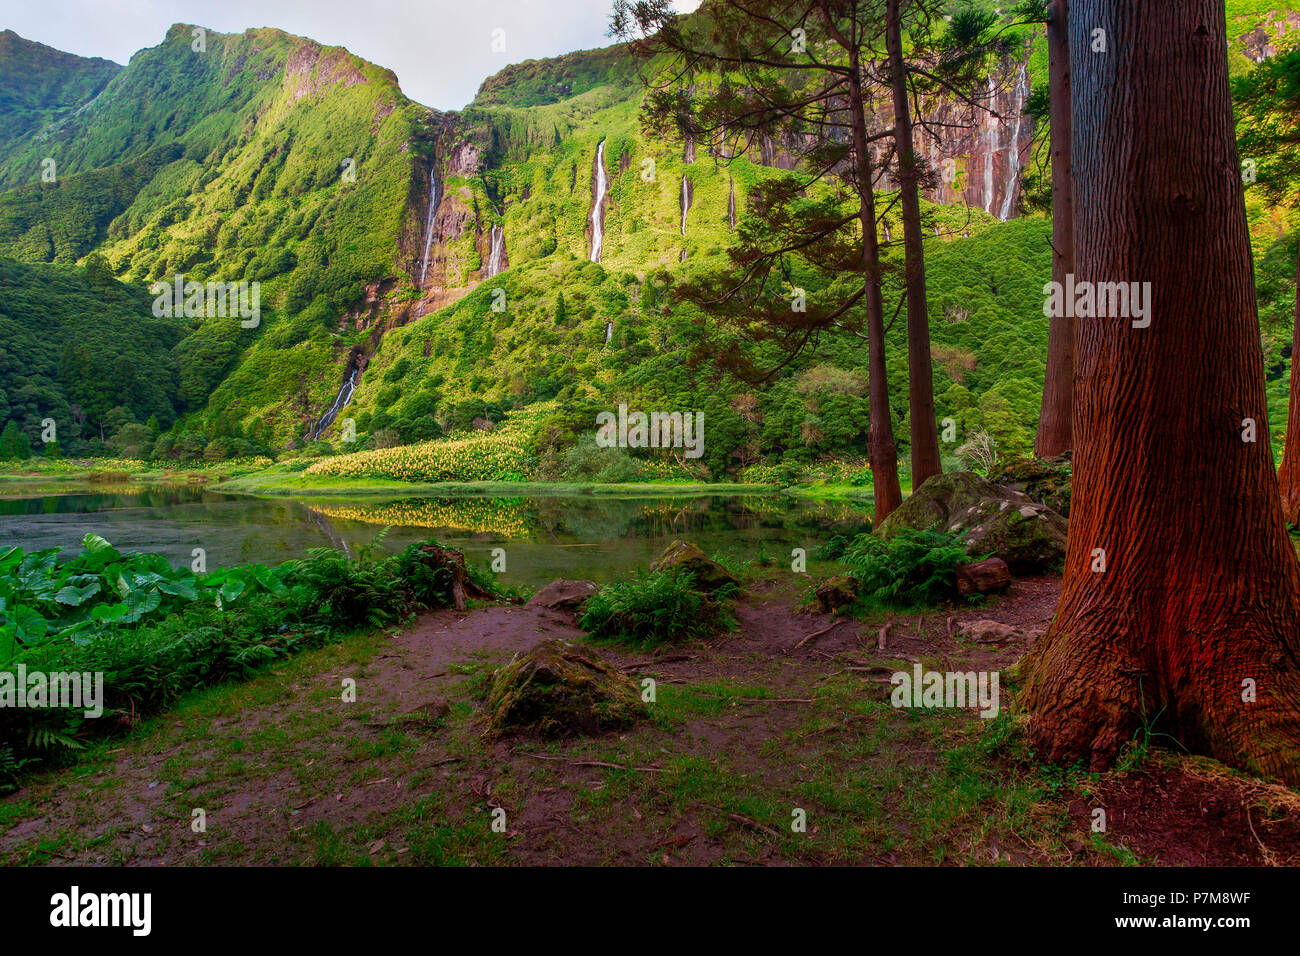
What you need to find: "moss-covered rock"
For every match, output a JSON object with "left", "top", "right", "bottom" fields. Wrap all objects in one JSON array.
[
  {"left": 815, "top": 574, "right": 858, "bottom": 613},
  {"left": 876, "top": 472, "right": 1067, "bottom": 571},
  {"left": 486, "top": 639, "right": 647, "bottom": 736},
  {"left": 993, "top": 457, "right": 1072, "bottom": 517},
  {"left": 649, "top": 539, "right": 740, "bottom": 592}
]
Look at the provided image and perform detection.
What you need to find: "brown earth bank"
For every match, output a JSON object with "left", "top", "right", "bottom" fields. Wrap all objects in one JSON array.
[{"left": 1, "top": 574, "right": 1297, "bottom": 866}]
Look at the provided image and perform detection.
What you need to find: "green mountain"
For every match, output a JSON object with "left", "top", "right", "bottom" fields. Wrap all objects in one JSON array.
[{"left": 0, "top": 4, "right": 1295, "bottom": 473}]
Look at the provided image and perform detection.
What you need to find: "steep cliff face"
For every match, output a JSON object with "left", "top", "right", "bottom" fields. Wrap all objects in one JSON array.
[
  {"left": 914, "top": 56, "right": 1035, "bottom": 220},
  {"left": 1239, "top": 11, "right": 1300, "bottom": 62}
]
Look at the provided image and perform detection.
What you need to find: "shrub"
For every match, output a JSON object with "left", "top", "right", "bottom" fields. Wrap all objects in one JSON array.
[
  {"left": 579, "top": 569, "right": 732, "bottom": 647},
  {"left": 838, "top": 529, "right": 973, "bottom": 608},
  {"left": 0, "top": 535, "right": 493, "bottom": 785}
]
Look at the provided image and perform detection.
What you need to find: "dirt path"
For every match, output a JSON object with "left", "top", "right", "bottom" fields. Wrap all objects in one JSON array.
[{"left": 2, "top": 575, "right": 1298, "bottom": 866}]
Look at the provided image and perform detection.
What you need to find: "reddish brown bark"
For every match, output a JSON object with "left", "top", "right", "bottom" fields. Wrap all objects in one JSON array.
[
  {"left": 1278, "top": 245, "right": 1300, "bottom": 525},
  {"left": 847, "top": 46, "right": 903, "bottom": 523},
  {"left": 1035, "top": 0, "right": 1075, "bottom": 458},
  {"left": 885, "top": 0, "right": 942, "bottom": 490},
  {"left": 1018, "top": 0, "right": 1300, "bottom": 784}
]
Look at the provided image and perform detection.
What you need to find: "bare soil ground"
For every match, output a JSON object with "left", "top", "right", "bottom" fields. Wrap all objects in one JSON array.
[{"left": 2, "top": 574, "right": 1297, "bottom": 866}]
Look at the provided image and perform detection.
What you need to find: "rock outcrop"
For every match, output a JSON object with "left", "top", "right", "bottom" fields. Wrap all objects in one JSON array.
[{"left": 876, "top": 472, "right": 1067, "bottom": 571}]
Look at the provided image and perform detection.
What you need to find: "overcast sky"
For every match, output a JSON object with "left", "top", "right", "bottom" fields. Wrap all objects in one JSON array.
[{"left": 5, "top": 0, "right": 701, "bottom": 110}]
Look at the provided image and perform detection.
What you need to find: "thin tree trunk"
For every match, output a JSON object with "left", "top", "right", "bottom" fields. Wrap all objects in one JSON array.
[
  {"left": 885, "top": 0, "right": 942, "bottom": 490},
  {"left": 848, "top": 48, "right": 903, "bottom": 523},
  {"left": 1035, "top": 0, "right": 1075, "bottom": 458},
  {"left": 1278, "top": 244, "right": 1300, "bottom": 525},
  {"left": 1018, "top": 0, "right": 1300, "bottom": 784}
]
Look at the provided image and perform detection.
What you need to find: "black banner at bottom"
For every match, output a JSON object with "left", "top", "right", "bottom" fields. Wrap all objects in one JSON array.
[{"left": 0, "top": 864, "right": 1279, "bottom": 942}]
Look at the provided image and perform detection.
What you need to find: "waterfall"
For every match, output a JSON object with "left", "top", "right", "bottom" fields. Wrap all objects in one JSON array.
[
  {"left": 589, "top": 139, "right": 608, "bottom": 263},
  {"left": 417, "top": 165, "right": 440, "bottom": 287},
  {"left": 604, "top": 321, "right": 613, "bottom": 344},
  {"left": 309, "top": 365, "right": 360, "bottom": 441},
  {"left": 728, "top": 176, "right": 736, "bottom": 232},
  {"left": 998, "top": 63, "right": 1030, "bottom": 221},
  {"left": 486, "top": 223, "right": 505, "bottom": 277},
  {"left": 982, "top": 75, "right": 996, "bottom": 215},
  {"left": 680, "top": 174, "right": 691, "bottom": 236}
]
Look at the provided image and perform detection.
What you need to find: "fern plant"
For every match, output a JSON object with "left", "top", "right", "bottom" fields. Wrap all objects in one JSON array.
[{"left": 839, "top": 530, "right": 975, "bottom": 608}]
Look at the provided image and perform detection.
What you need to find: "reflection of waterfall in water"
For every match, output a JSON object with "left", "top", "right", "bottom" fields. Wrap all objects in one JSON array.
[
  {"left": 306, "top": 507, "right": 352, "bottom": 558},
  {"left": 998, "top": 63, "right": 1029, "bottom": 221},
  {"left": 982, "top": 75, "right": 996, "bottom": 214},
  {"left": 604, "top": 321, "right": 613, "bottom": 344},
  {"left": 589, "top": 139, "right": 608, "bottom": 262},
  {"left": 487, "top": 223, "right": 505, "bottom": 277},
  {"left": 417, "top": 165, "right": 440, "bottom": 287},
  {"left": 680, "top": 174, "right": 690, "bottom": 235},
  {"left": 309, "top": 366, "right": 359, "bottom": 440}
]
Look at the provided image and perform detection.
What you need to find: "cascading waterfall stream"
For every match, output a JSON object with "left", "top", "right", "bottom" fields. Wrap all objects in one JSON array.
[
  {"left": 981, "top": 75, "right": 996, "bottom": 215},
  {"left": 679, "top": 174, "right": 690, "bottom": 235},
  {"left": 417, "top": 165, "right": 440, "bottom": 287},
  {"left": 997, "top": 63, "right": 1030, "bottom": 221},
  {"left": 309, "top": 365, "right": 359, "bottom": 441},
  {"left": 487, "top": 223, "right": 505, "bottom": 277},
  {"left": 604, "top": 321, "right": 613, "bottom": 344},
  {"left": 728, "top": 176, "right": 736, "bottom": 232},
  {"left": 589, "top": 139, "right": 608, "bottom": 263}
]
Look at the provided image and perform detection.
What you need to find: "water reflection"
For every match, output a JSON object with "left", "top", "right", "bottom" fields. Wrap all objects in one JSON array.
[{"left": 0, "top": 487, "right": 872, "bottom": 586}]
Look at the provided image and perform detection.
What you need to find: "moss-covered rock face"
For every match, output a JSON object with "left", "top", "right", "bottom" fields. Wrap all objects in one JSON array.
[
  {"left": 877, "top": 472, "right": 1067, "bottom": 571},
  {"left": 649, "top": 540, "right": 740, "bottom": 592},
  {"left": 993, "top": 457, "right": 1072, "bottom": 517},
  {"left": 486, "top": 639, "right": 647, "bottom": 736}
]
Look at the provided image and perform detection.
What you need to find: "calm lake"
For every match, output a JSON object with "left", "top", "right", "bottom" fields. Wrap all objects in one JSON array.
[{"left": 0, "top": 486, "right": 873, "bottom": 586}]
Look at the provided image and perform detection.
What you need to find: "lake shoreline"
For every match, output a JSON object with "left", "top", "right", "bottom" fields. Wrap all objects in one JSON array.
[{"left": 0, "top": 464, "right": 886, "bottom": 504}]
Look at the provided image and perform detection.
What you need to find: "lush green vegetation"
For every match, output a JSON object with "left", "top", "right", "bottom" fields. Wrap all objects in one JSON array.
[
  {"left": 0, "top": 257, "right": 190, "bottom": 455},
  {"left": 0, "top": 8, "right": 1295, "bottom": 481},
  {"left": 0, "top": 533, "right": 495, "bottom": 785},
  {"left": 580, "top": 568, "right": 735, "bottom": 647},
  {"left": 834, "top": 529, "right": 976, "bottom": 608}
]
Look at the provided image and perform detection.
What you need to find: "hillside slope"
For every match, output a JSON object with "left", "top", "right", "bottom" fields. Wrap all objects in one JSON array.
[{"left": 0, "top": 3, "right": 1295, "bottom": 471}]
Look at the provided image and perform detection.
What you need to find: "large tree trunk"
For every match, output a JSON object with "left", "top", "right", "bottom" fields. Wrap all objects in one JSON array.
[
  {"left": 884, "top": 0, "right": 942, "bottom": 490},
  {"left": 1018, "top": 0, "right": 1300, "bottom": 784},
  {"left": 1277, "top": 245, "right": 1300, "bottom": 525},
  {"left": 848, "top": 49, "right": 903, "bottom": 523},
  {"left": 1034, "top": 0, "right": 1075, "bottom": 458}
]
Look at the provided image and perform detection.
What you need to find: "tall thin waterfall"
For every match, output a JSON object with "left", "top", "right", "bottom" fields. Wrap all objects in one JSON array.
[
  {"left": 604, "top": 321, "right": 613, "bottom": 344},
  {"left": 417, "top": 165, "right": 440, "bottom": 287},
  {"left": 981, "top": 75, "right": 996, "bottom": 215},
  {"left": 589, "top": 139, "right": 608, "bottom": 263},
  {"left": 679, "top": 174, "right": 690, "bottom": 235},
  {"left": 487, "top": 224, "right": 505, "bottom": 277},
  {"left": 728, "top": 176, "right": 736, "bottom": 232},
  {"left": 998, "top": 63, "right": 1029, "bottom": 221},
  {"left": 309, "top": 366, "right": 359, "bottom": 441}
]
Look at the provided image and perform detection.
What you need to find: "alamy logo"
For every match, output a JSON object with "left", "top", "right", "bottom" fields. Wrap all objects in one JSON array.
[
  {"left": 50, "top": 886, "right": 151, "bottom": 936},
  {"left": 1043, "top": 273, "right": 1152, "bottom": 328},
  {"left": 0, "top": 665, "right": 103, "bottom": 718},
  {"left": 151, "top": 273, "right": 260, "bottom": 327},
  {"left": 595, "top": 404, "right": 705, "bottom": 459},
  {"left": 890, "top": 664, "right": 1000, "bottom": 718}
]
